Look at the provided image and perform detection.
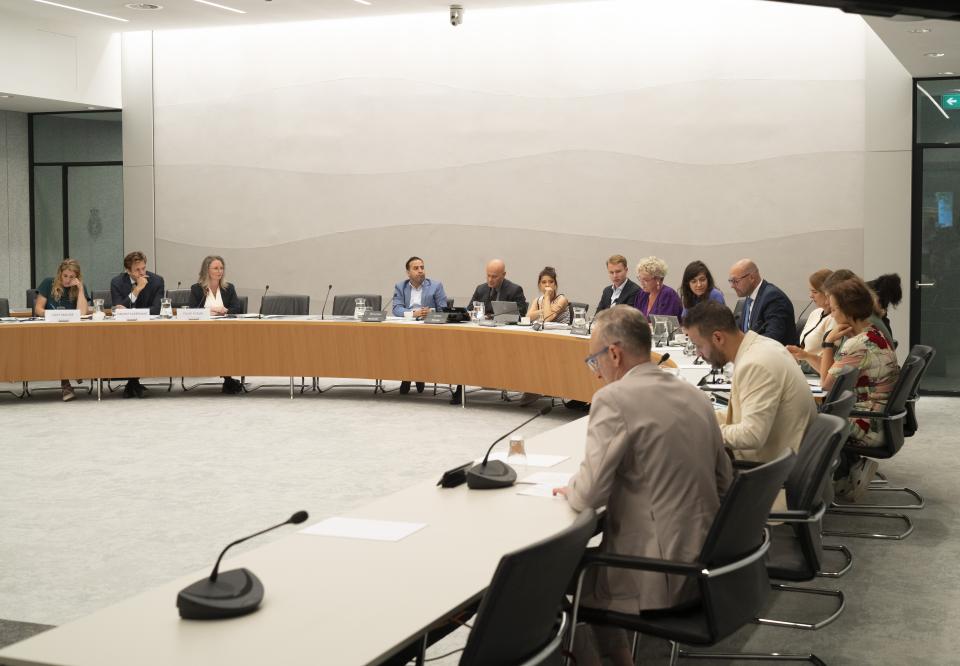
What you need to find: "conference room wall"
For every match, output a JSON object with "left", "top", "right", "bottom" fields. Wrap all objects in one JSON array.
[
  {"left": 130, "top": 1, "right": 906, "bottom": 322},
  {"left": 0, "top": 111, "right": 29, "bottom": 309}
]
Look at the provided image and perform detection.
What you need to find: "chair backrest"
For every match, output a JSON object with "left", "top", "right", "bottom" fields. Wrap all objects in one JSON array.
[
  {"left": 331, "top": 293, "right": 382, "bottom": 316},
  {"left": 459, "top": 509, "right": 597, "bottom": 666},
  {"left": 819, "top": 365, "right": 858, "bottom": 409},
  {"left": 819, "top": 390, "right": 856, "bottom": 420},
  {"left": 904, "top": 344, "right": 935, "bottom": 436},
  {"left": 876, "top": 355, "right": 925, "bottom": 457},
  {"left": 168, "top": 289, "right": 192, "bottom": 309},
  {"left": 26, "top": 288, "right": 38, "bottom": 315},
  {"left": 697, "top": 451, "right": 795, "bottom": 641},
  {"left": 0, "top": 298, "right": 8, "bottom": 317},
  {"left": 261, "top": 294, "right": 310, "bottom": 316},
  {"left": 237, "top": 295, "right": 249, "bottom": 315},
  {"left": 446, "top": 297, "right": 455, "bottom": 308},
  {"left": 91, "top": 290, "right": 113, "bottom": 309}
]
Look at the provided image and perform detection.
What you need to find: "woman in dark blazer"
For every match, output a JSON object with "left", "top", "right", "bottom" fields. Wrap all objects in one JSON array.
[
  {"left": 189, "top": 255, "right": 243, "bottom": 315},
  {"left": 190, "top": 255, "right": 243, "bottom": 393}
]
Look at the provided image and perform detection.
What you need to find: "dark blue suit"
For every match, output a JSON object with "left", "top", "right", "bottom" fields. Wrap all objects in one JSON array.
[
  {"left": 110, "top": 271, "right": 166, "bottom": 315},
  {"left": 735, "top": 280, "right": 797, "bottom": 346}
]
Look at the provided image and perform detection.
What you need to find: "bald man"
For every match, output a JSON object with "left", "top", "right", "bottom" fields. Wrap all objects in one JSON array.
[
  {"left": 467, "top": 259, "right": 528, "bottom": 318},
  {"left": 728, "top": 259, "right": 797, "bottom": 347}
]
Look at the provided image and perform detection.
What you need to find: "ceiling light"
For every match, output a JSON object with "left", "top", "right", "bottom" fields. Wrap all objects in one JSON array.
[
  {"left": 939, "top": 72, "right": 956, "bottom": 76},
  {"left": 125, "top": 3, "right": 163, "bottom": 9},
  {"left": 908, "top": 27, "right": 931, "bottom": 33},
  {"left": 0, "top": 94, "right": 11, "bottom": 99},
  {"left": 86, "top": 106, "right": 96, "bottom": 110},
  {"left": 353, "top": 0, "right": 372, "bottom": 5},
  {"left": 32, "top": 0, "right": 129, "bottom": 22},
  {"left": 193, "top": 0, "right": 246, "bottom": 13},
  {"left": 924, "top": 53, "right": 946, "bottom": 58}
]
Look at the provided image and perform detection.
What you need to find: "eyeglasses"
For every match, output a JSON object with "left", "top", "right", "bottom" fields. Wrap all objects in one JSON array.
[
  {"left": 584, "top": 341, "right": 621, "bottom": 372},
  {"left": 728, "top": 271, "right": 755, "bottom": 286}
]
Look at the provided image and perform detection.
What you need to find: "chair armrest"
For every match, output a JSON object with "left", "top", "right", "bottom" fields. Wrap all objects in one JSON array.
[
  {"left": 733, "top": 460, "right": 762, "bottom": 470},
  {"left": 769, "top": 503, "right": 826, "bottom": 524},
  {"left": 581, "top": 550, "right": 703, "bottom": 576},
  {"left": 849, "top": 409, "right": 884, "bottom": 419}
]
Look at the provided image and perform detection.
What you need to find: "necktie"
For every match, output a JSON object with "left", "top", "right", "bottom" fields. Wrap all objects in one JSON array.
[
  {"left": 742, "top": 296, "right": 752, "bottom": 332},
  {"left": 491, "top": 289, "right": 498, "bottom": 303}
]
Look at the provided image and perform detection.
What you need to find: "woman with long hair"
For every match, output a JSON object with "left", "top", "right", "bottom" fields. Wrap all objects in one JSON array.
[
  {"left": 678, "top": 260, "right": 725, "bottom": 321},
  {"left": 189, "top": 255, "right": 244, "bottom": 393},
  {"left": 35, "top": 258, "right": 91, "bottom": 401}
]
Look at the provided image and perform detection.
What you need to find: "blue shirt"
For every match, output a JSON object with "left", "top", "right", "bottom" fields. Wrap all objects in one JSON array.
[{"left": 680, "top": 287, "right": 725, "bottom": 321}]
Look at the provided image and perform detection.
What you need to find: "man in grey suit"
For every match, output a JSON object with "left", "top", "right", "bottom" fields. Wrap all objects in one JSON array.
[{"left": 554, "top": 305, "right": 732, "bottom": 666}]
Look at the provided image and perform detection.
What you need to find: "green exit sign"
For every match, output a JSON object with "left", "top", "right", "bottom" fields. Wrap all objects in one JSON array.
[{"left": 943, "top": 94, "right": 960, "bottom": 111}]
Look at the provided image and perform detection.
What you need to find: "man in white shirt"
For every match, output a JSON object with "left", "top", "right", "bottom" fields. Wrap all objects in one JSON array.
[{"left": 391, "top": 256, "right": 448, "bottom": 394}]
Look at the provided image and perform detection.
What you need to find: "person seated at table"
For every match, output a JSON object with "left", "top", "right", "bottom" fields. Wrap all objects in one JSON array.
[
  {"left": 728, "top": 258, "right": 797, "bottom": 346},
  {"left": 110, "top": 251, "right": 166, "bottom": 398},
  {"left": 632, "top": 256, "right": 682, "bottom": 318},
  {"left": 683, "top": 301, "right": 815, "bottom": 466},
  {"left": 189, "top": 255, "right": 244, "bottom": 394},
  {"left": 35, "top": 258, "right": 92, "bottom": 402},
  {"left": 786, "top": 268, "right": 834, "bottom": 373},
  {"left": 526, "top": 266, "right": 570, "bottom": 324},
  {"left": 866, "top": 273, "right": 902, "bottom": 339},
  {"left": 679, "top": 259, "right": 725, "bottom": 322},
  {"left": 596, "top": 254, "right": 641, "bottom": 313},
  {"left": 817, "top": 276, "right": 900, "bottom": 501},
  {"left": 553, "top": 305, "right": 732, "bottom": 666},
  {"left": 822, "top": 269, "right": 894, "bottom": 345},
  {"left": 451, "top": 260, "right": 528, "bottom": 405},
  {"left": 391, "top": 256, "right": 448, "bottom": 394}
]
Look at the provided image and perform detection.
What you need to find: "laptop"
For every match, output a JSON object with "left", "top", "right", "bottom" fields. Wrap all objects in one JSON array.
[{"left": 491, "top": 300, "right": 520, "bottom": 324}]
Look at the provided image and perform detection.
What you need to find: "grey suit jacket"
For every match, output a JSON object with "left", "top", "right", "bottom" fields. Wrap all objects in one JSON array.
[{"left": 567, "top": 362, "right": 732, "bottom": 613}]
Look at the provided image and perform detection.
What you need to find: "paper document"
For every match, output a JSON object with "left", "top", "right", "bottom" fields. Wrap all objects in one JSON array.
[
  {"left": 301, "top": 517, "right": 427, "bottom": 542},
  {"left": 516, "top": 485, "right": 563, "bottom": 499},
  {"left": 518, "top": 471, "right": 574, "bottom": 486},
  {"left": 479, "top": 452, "right": 569, "bottom": 468}
]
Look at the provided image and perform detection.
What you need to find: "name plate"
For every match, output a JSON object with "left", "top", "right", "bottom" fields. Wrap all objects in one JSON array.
[
  {"left": 113, "top": 308, "right": 151, "bottom": 321},
  {"left": 424, "top": 312, "right": 448, "bottom": 324},
  {"left": 360, "top": 310, "right": 386, "bottom": 322},
  {"left": 44, "top": 310, "right": 81, "bottom": 323},
  {"left": 176, "top": 308, "right": 211, "bottom": 321}
]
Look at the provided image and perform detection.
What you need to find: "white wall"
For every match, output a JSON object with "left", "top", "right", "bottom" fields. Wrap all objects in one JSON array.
[
  {"left": 122, "top": 0, "right": 911, "bottom": 326},
  {"left": 0, "top": 14, "right": 121, "bottom": 108},
  {"left": 0, "top": 111, "right": 30, "bottom": 308}
]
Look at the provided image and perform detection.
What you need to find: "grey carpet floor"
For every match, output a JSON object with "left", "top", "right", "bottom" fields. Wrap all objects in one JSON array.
[{"left": 0, "top": 380, "right": 958, "bottom": 665}]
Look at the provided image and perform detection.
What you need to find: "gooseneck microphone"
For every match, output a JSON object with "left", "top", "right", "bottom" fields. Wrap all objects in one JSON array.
[
  {"left": 258, "top": 285, "right": 270, "bottom": 319},
  {"left": 177, "top": 510, "right": 309, "bottom": 620},
  {"left": 657, "top": 352, "right": 671, "bottom": 366},
  {"left": 467, "top": 405, "right": 553, "bottom": 490},
  {"left": 795, "top": 299, "right": 815, "bottom": 324},
  {"left": 321, "top": 284, "right": 333, "bottom": 320}
]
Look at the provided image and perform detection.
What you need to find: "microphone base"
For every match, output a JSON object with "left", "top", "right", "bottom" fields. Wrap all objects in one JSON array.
[
  {"left": 466, "top": 460, "right": 517, "bottom": 489},
  {"left": 177, "top": 568, "right": 264, "bottom": 620}
]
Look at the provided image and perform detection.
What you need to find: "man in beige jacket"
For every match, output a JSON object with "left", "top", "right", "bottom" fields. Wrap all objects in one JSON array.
[
  {"left": 554, "top": 305, "right": 732, "bottom": 666},
  {"left": 684, "top": 301, "right": 816, "bottom": 462}
]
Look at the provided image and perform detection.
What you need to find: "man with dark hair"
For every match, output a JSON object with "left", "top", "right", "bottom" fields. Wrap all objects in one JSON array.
[
  {"left": 109, "top": 251, "right": 167, "bottom": 398},
  {"left": 728, "top": 258, "right": 797, "bottom": 346},
  {"left": 391, "top": 256, "right": 448, "bottom": 394},
  {"left": 684, "top": 301, "right": 815, "bottom": 466},
  {"left": 554, "top": 305, "right": 732, "bottom": 665},
  {"left": 596, "top": 254, "right": 641, "bottom": 313}
]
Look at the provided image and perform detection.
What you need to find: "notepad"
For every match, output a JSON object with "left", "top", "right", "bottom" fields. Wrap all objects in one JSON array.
[
  {"left": 516, "top": 485, "right": 563, "bottom": 499},
  {"left": 518, "top": 471, "right": 574, "bottom": 486},
  {"left": 301, "top": 517, "right": 426, "bottom": 542}
]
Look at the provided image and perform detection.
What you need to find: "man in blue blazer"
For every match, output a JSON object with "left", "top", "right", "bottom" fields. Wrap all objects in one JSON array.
[
  {"left": 729, "top": 259, "right": 797, "bottom": 347},
  {"left": 392, "top": 256, "right": 448, "bottom": 394}
]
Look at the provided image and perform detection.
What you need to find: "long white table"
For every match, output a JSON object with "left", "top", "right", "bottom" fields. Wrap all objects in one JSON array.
[{"left": 0, "top": 417, "right": 591, "bottom": 666}]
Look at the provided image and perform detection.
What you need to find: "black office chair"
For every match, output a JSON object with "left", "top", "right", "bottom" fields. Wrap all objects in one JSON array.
[
  {"left": 757, "top": 411, "right": 851, "bottom": 632},
  {"left": 167, "top": 288, "right": 192, "bottom": 309},
  {"left": 90, "top": 290, "right": 112, "bottom": 309},
  {"left": 824, "top": 354, "right": 925, "bottom": 539},
  {"left": 330, "top": 293, "right": 382, "bottom": 317},
  {"left": 818, "top": 365, "right": 858, "bottom": 411},
  {"left": 26, "top": 288, "right": 38, "bottom": 316},
  {"left": 448, "top": 509, "right": 598, "bottom": 666},
  {"left": 246, "top": 294, "right": 310, "bottom": 396},
  {"left": 237, "top": 295, "right": 249, "bottom": 314},
  {"left": 569, "top": 451, "right": 824, "bottom": 665},
  {"left": 904, "top": 344, "right": 935, "bottom": 437},
  {"left": 0, "top": 297, "right": 8, "bottom": 318}
]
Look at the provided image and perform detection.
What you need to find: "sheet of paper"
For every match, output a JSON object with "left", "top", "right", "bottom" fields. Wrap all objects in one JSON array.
[
  {"left": 479, "top": 452, "right": 569, "bottom": 468},
  {"left": 300, "top": 517, "right": 426, "bottom": 542},
  {"left": 516, "top": 484, "right": 563, "bottom": 499},
  {"left": 518, "top": 471, "right": 574, "bottom": 486}
]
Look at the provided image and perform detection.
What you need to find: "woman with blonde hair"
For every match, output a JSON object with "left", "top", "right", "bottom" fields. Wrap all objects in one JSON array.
[
  {"left": 632, "top": 256, "right": 682, "bottom": 318},
  {"left": 786, "top": 268, "right": 834, "bottom": 372},
  {"left": 189, "top": 255, "right": 244, "bottom": 393},
  {"left": 35, "top": 258, "right": 91, "bottom": 401}
]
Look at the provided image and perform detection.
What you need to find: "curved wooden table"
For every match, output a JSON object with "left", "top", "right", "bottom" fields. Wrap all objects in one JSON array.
[{"left": 1, "top": 319, "right": 608, "bottom": 402}]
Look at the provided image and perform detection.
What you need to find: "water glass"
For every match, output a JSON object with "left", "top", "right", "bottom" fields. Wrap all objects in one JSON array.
[
  {"left": 653, "top": 320, "right": 668, "bottom": 346},
  {"left": 92, "top": 298, "right": 105, "bottom": 321},
  {"left": 572, "top": 307, "right": 587, "bottom": 329},
  {"left": 472, "top": 300, "right": 485, "bottom": 322},
  {"left": 354, "top": 297, "right": 367, "bottom": 320},
  {"left": 507, "top": 434, "right": 528, "bottom": 476},
  {"left": 159, "top": 297, "right": 173, "bottom": 319}
]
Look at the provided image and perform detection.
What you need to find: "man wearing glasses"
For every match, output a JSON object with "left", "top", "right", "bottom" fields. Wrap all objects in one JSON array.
[
  {"left": 728, "top": 258, "right": 797, "bottom": 346},
  {"left": 554, "top": 305, "right": 732, "bottom": 665}
]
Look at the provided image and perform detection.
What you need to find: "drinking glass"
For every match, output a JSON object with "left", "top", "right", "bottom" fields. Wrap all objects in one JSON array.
[
  {"left": 159, "top": 297, "right": 173, "bottom": 319},
  {"left": 472, "top": 301, "right": 485, "bottom": 322},
  {"left": 92, "top": 298, "right": 105, "bottom": 321},
  {"left": 354, "top": 298, "right": 367, "bottom": 319},
  {"left": 572, "top": 307, "right": 587, "bottom": 329},
  {"left": 653, "top": 320, "right": 668, "bottom": 347},
  {"left": 507, "top": 435, "right": 528, "bottom": 476}
]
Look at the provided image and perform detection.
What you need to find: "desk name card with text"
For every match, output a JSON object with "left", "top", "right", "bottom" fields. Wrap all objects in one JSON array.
[
  {"left": 113, "top": 308, "right": 151, "bottom": 322},
  {"left": 44, "top": 310, "right": 80, "bottom": 323},
  {"left": 176, "top": 308, "right": 210, "bottom": 320}
]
